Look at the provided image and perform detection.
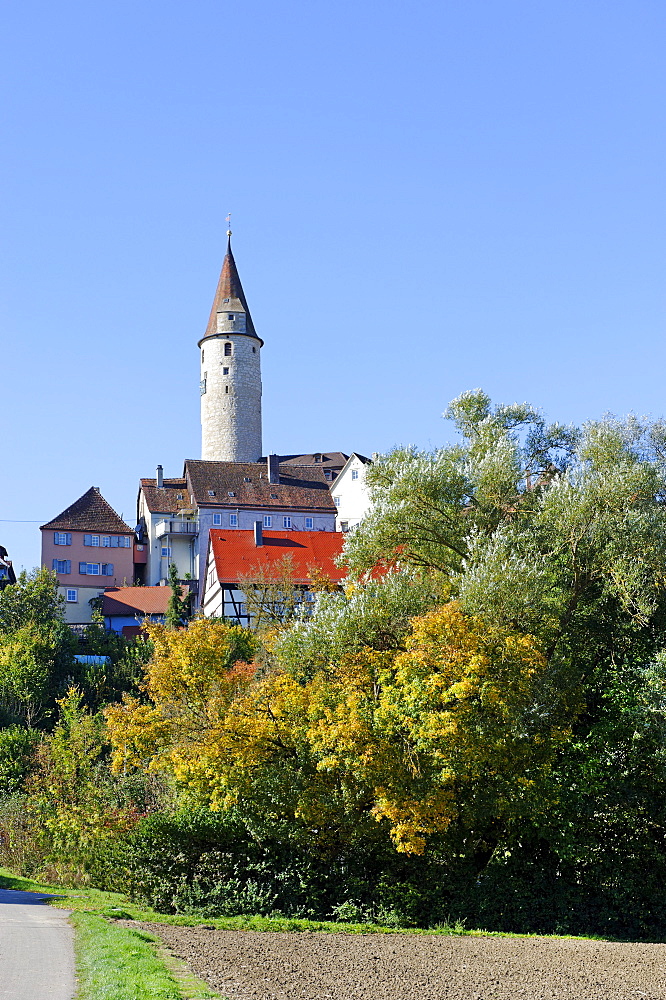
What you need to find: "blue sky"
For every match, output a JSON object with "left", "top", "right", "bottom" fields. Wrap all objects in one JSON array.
[{"left": 2, "top": 1, "right": 665, "bottom": 570}]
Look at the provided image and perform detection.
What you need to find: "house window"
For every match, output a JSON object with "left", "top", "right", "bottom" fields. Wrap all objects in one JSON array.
[
  {"left": 52, "top": 559, "right": 71, "bottom": 574},
  {"left": 53, "top": 532, "right": 71, "bottom": 545},
  {"left": 283, "top": 516, "right": 292, "bottom": 529},
  {"left": 230, "top": 514, "right": 238, "bottom": 527},
  {"left": 200, "top": 378, "right": 207, "bottom": 395},
  {"left": 340, "top": 521, "right": 349, "bottom": 532},
  {"left": 102, "top": 536, "right": 110, "bottom": 547},
  {"left": 213, "top": 513, "right": 222, "bottom": 526},
  {"left": 223, "top": 367, "right": 229, "bottom": 374},
  {"left": 66, "top": 589, "right": 78, "bottom": 603},
  {"left": 263, "top": 515, "right": 272, "bottom": 528},
  {"left": 333, "top": 497, "right": 340, "bottom": 507},
  {"left": 351, "top": 469, "right": 359, "bottom": 480},
  {"left": 79, "top": 562, "right": 101, "bottom": 576},
  {"left": 224, "top": 342, "right": 232, "bottom": 356},
  {"left": 305, "top": 517, "right": 313, "bottom": 529},
  {"left": 324, "top": 470, "right": 332, "bottom": 480},
  {"left": 161, "top": 547, "right": 171, "bottom": 557},
  {"left": 84, "top": 535, "right": 100, "bottom": 547}
]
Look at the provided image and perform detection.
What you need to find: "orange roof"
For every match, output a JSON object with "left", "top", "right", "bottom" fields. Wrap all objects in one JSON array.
[
  {"left": 209, "top": 529, "right": 345, "bottom": 585},
  {"left": 102, "top": 585, "right": 186, "bottom": 617}
]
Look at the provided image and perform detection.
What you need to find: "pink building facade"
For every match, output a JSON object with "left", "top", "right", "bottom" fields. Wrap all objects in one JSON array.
[{"left": 41, "top": 487, "right": 135, "bottom": 624}]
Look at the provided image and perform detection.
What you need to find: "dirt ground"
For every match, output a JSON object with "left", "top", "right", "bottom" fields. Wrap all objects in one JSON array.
[{"left": 141, "top": 922, "right": 666, "bottom": 1000}]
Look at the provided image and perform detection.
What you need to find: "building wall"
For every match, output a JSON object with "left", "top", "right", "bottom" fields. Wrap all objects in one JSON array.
[
  {"left": 42, "top": 529, "right": 135, "bottom": 591},
  {"left": 332, "top": 456, "right": 372, "bottom": 530},
  {"left": 200, "top": 324, "right": 262, "bottom": 462},
  {"left": 60, "top": 584, "right": 109, "bottom": 624}
]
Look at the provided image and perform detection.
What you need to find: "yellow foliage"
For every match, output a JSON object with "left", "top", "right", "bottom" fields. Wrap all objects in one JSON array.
[{"left": 105, "top": 604, "right": 574, "bottom": 856}]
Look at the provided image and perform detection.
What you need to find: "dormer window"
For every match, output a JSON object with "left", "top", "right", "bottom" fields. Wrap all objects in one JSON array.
[
  {"left": 208, "top": 490, "right": 216, "bottom": 497},
  {"left": 314, "top": 453, "right": 322, "bottom": 462},
  {"left": 228, "top": 491, "right": 235, "bottom": 497},
  {"left": 243, "top": 477, "right": 251, "bottom": 483},
  {"left": 223, "top": 298, "right": 230, "bottom": 303},
  {"left": 270, "top": 493, "right": 278, "bottom": 499},
  {"left": 177, "top": 494, "right": 184, "bottom": 501}
]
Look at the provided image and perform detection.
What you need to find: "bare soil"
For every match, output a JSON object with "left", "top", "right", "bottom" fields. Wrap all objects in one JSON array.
[{"left": 140, "top": 922, "right": 666, "bottom": 999}]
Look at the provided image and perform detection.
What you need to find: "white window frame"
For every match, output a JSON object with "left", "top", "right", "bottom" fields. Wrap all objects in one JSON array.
[
  {"left": 334, "top": 497, "right": 341, "bottom": 507},
  {"left": 66, "top": 589, "right": 78, "bottom": 602},
  {"left": 283, "top": 516, "right": 292, "bottom": 529},
  {"left": 86, "top": 563, "right": 101, "bottom": 576},
  {"left": 213, "top": 513, "right": 222, "bottom": 526},
  {"left": 305, "top": 517, "right": 313, "bottom": 529},
  {"left": 90, "top": 535, "right": 100, "bottom": 547},
  {"left": 229, "top": 513, "right": 238, "bottom": 527},
  {"left": 263, "top": 515, "right": 272, "bottom": 528},
  {"left": 161, "top": 547, "right": 171, "bottom": 558},
  {"left": 351, "top": 469, "right": 359, "bottom": 480}
]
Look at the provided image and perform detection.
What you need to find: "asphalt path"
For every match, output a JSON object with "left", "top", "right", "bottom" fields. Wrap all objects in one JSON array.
[{"left": 0, "top": 888, "right": 74, "bottom": 1000}]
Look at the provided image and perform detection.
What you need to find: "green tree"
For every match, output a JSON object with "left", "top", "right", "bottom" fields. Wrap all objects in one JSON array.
[
  {"left": 0, "top": 570, "right": 75, "bottom": 725},
  {"left": 165, "top": 562, "right": 192, "bottom": 629}
]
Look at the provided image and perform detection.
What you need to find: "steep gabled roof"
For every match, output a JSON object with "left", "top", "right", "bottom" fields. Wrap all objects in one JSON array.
[
  {"left": 139, "top": 478, "right": 190, "bottom": 515},
  {"left": 202, "top": 233, "right": 259, "bottom": 341},
  {"left": 208, "top": 529, "right": 345, "bottom": 585},
  {"left": 41, "top": 487, "right": 132, "bottom": 533},
  {"left": 185, "top": 460, "right": 336, "bottom": 511}
]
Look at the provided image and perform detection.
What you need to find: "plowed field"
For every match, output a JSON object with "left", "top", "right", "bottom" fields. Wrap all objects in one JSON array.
[{"left": 142, "top": 922, "right": 666, "bottom": 999}]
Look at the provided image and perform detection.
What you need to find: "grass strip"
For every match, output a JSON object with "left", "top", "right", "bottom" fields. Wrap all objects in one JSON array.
[
  {"left": 0, "top": 867, "right": 604, "bottom": 941},
  {"left": 71, "top": 912, "right": 184, "bottom": 1000}
]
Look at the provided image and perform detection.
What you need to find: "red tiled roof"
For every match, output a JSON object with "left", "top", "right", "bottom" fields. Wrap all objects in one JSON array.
[
  {"left": 139, "top": 478, "right": 190, "bottom": 514},
  {"left": 185, "top": 460, "right": 336, "bottom": 511},
  {"left": 202, "top": 235, "right": 259, "bottom": 342},
  {"left": 209, "top": 529, "right": 345, "bottom": 585},
  {"left": 41, "top": 487, "right": 132, "bottom": 533},
  {"left": 102, "top": 585, "right": 187, "bottom": 617}
]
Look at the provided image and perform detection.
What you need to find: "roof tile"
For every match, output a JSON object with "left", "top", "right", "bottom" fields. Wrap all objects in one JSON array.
[{"left": 41, "top": 487, "right": 132, "bottom": 533}]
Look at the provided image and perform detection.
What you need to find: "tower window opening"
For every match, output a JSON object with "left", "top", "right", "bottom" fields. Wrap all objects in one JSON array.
[
  {"left": 228, "top": 314, "right": 234, "bottom": 320},
  {"left": 225, "top": 385, "right": 229, "bottom": 394},
  {"left": 223, "top": 367, "right": 229, "bottom": 374},
  {"left": 252, "top": 346, "right": 256, "bottom": 353},
  {"left": 224, "top": 343, "right": 232, "bottom": 356},
  {"left": 201, "top": 350, "right": 204, "bottom": 363}
]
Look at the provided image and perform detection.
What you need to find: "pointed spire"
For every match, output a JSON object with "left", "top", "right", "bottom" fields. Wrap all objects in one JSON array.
[{"left": 203, "top": 232, "right": 258, "bottom": 340}]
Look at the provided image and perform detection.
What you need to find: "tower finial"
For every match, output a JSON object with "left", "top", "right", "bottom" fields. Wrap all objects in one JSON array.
[{"left": 226, "top": 212, "right": 232, "bottom": 243}]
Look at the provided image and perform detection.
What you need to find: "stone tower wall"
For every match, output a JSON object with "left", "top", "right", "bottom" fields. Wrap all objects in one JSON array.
[{"left": 200, "top": 331, "right": 262, "bottom": 462}]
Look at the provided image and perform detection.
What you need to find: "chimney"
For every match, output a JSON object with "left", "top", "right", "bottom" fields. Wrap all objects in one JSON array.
[
  {"left": 268, "top": 454, "right": 280, "bottom": 485},
  {"left": 156, "top": 464, "right": 164, "bottom": 488},
  {"left": 254, "top": 520, "right": 263, "bottom": 547}
]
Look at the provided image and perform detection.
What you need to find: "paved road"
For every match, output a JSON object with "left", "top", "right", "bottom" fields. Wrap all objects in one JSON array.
[{"left": 0, "top": 889, "right": 74, "bottom": 1000}]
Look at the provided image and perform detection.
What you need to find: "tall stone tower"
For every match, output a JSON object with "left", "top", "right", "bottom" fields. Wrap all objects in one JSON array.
[{"left": 199, "top": 232, "right": 263, "bottom": 462}]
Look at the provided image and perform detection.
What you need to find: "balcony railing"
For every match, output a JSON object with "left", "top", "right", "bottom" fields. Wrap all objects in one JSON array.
[{"left": 155, "top": 519, "right": 199, "bottom": 539}]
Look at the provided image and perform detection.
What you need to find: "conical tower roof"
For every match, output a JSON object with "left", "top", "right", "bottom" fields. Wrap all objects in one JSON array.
[{"left": 202, "top": 233, "right": 260, "bottom": 342}]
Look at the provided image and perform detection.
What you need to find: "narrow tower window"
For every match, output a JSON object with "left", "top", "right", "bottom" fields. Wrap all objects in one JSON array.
[
  {"left": 225, "top": 385, "right": 229, "bottom": 394},
  {"left": 224, "top": 342, "right": 232, "bottom": 356},
  {"left": 201, "top": 350, "right": 204, "bottom": 363}
]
